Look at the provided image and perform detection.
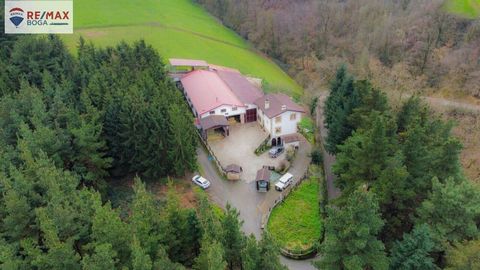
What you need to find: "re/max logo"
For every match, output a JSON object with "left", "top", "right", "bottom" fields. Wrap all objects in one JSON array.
[{"left": 27, "top": 11, "right": 69, "bottom": 20}]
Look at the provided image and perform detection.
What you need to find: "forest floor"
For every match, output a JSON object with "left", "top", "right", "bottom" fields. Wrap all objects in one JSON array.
[{"left": 62, "top": 0, "right": 302, "bottom": 97}]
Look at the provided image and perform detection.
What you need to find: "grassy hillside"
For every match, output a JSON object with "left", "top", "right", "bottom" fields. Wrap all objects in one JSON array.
[{"left": 63, "top": 0, "right": 302, "bottom": 96}]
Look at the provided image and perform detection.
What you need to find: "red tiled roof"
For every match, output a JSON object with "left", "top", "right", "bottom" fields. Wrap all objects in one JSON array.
[
  {"left": 181, "top": 70, "right": 245, "bottom": 115},
  {"left": 216, "top": 70, "right": 264, "bottom": 105},
  {"left": 225, "top": 164, "right": 242, "bottom": 173},
  {"left": 282, "top": 133, "right": 300, "bottom": 143},
  {"left": 255, "top": 93, "right": 305, "bottom": 118},
  {"left": 169, "top": 58, "right": 208, "bottom": 67}
]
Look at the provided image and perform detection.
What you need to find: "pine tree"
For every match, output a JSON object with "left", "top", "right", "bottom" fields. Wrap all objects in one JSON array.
[
  {"left": 242, "top": 235, "right": 261, "bottom": 270},
  {"left": 389, "top": 225, "right": 436, "bottom": 270},
  {"left": 315, "top": 188, "right": 388, "bottom": 270},
  {"left": 167, "top": 103, "right": 197, "bottom": 176},
  {"left": 334, "top": 113, "right": 396, "bottom": 194},
  {"left": 257, "top": 232, "right": 288, "bottom": 270},
  {"left": 194, "top": 239, "right": 227, "bottom": 270},
  {"left": 324, "top": 64, "right": 348, "bottom": 129},
  {"left": 164, "top": 184, "right": 201, "bottom": 265},
  {"left": 129, "top": 177, "right": 164, "bottom": 259},
  {"left": 221, "top": 203, "right": 245, "bottom": 270},
  {"left": 416, "top": 178, "right": 480, "bottom": 250},
  {"left": 153, "top": 247, "right": 186, "bottom": 270},
  {"left": 324, "top": 65, "right": 361, "bottom": 154},
  {"left": 31, "top": 208, "right": 81, "bottom": 270},
  {"left": 81, "top": 243, "right": 117, "bottom": 270},
  {"left": 131, "top": 236, "right": 153, "bottom": 270},
  {"left": 91, "top": 201, "right": 131, "bottom": 267}
]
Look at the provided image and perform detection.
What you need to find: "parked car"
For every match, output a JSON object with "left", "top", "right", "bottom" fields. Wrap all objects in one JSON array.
[
  {"left": 269, "top": 146, "right": 285, "bottom": 158},
  {"left": 192, "top": 175, "right": 211, "bottom": 189},
  {"left": 275, "top": 172, "right": 293, "bottom": 191}
]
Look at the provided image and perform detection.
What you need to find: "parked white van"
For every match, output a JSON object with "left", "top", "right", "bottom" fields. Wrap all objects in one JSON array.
[{"left": 275, "top": 172, "right": 293, "bottom": 191}]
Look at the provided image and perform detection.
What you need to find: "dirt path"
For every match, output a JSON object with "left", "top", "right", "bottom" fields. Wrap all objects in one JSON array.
[
  {"left": 316, "top": 93, "right": 341, "bottom": 201},
  {"left": 75, "top": 22, "right": 273, "bottom": 59},
  {"left": 315, "top": 91, "right": 480, "bottom": 202},
  {"left": 421, "top": 96, "right": 480, "bottom": 112}
]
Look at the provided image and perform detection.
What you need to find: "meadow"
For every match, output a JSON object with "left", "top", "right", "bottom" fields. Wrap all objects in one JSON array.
[
  {"left": 63, "top": 0, "right": 302, "bottom": 96},
  {"left": 267, "top": 176, "right": 322, "bottom": 251}
]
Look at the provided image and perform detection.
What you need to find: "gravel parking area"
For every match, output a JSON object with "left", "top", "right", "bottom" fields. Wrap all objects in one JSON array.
[{"left": 209, "top": 122, "right": 284, "bottom": 183}]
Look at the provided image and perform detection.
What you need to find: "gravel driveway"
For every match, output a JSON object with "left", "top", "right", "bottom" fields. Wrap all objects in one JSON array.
[
  {"left": 208, "top": 122, "right": 284, "bottom": 183},
  {"left": 198, "top": 130, "right": 315, "bottom": 270}
]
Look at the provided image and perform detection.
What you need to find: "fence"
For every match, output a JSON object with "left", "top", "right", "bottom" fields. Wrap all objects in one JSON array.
[
  {"left": 195, "top": 129, "right": 227, "bottom": 177},
  {"left": 260, "top": 170, "right": 319, "bottom": 259}
]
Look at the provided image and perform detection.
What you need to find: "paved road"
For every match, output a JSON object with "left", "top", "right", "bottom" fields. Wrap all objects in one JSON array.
[{"left": 198, "top": 137, "right": 316, "bottom": 270}]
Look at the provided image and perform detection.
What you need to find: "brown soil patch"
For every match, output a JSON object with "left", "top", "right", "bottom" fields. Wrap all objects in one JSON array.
[
  {"left": 435, "top": 107, "right": 480, "bottom": 184},
  {"left": 81, "top": 30, "right": 107, "bottom": 38}
]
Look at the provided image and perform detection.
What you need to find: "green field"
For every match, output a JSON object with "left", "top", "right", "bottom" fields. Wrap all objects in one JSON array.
[
  {"left": 267, "top": 176, "right": 322, "bottom": 251},
  {"left": 63, "top": 0, "right": 302, "bottom": 96}
]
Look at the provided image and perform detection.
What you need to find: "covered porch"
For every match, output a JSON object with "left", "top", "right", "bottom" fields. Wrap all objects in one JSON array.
[{"left": 199, "top": 115, "right": 230, "bottom": 141}]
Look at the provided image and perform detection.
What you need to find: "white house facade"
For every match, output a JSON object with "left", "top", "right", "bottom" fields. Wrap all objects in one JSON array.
[
  {"left": 170, "top": 59, "right": 305, "bottom": 143},
  {"left": 255, "top": 93, "right": 305, "bottom": 146}
]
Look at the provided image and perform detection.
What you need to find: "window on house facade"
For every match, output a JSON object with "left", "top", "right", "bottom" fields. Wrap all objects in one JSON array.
[
  {"left": 232, "top": 107, "right": 237, "bottom": 111},
  {"left": 275, "top": 116, "right": 282, "bottom": 123},
  {"left": 290, "top": 113, "right": 296, "bottom": 120},
  {"left": 221, "top": 108, "right": 227, "bottom": 113},
  {"left": 275, "top": 127, "right": 281, "bottom": 134},
  {"left": 209, "top": 110, "right": 215, "bottom": 115}
]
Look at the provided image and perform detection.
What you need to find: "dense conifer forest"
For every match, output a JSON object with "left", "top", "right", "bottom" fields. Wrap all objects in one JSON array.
[
  {"left": 0, "top": 21, "right": 287, "bottom": 270},
  {"left": 316, "top": 66, "right": 480, "bottom": 269}
]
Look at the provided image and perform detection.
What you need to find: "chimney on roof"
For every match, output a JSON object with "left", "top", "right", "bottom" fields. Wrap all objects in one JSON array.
[
  {"left": 265, "top": 99, "right": 270, "bottom": 109},
  {"left": 281, "top": 104, "right": 287, "bottom": 111}
]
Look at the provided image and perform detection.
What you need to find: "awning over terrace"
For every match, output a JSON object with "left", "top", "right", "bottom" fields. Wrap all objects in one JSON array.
[
  {"left": 199, "top": 115, "right": 229, "bottom": 130},
  {"left": 199, "top": 115, "right": 229, "bottom": 140}
]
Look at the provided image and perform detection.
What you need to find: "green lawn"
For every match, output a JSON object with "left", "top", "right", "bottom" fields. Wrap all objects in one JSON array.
[
  {"left": 63, "top": 0, "right": 302, "bottom": 96},
  {"left": 267, "top": 177, "right": 322, "bottom": 251}
]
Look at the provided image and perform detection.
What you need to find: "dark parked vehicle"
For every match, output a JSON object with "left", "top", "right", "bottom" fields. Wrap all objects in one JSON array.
[{"left": 269, "top": 146, "right": 284, "bottom": 158}]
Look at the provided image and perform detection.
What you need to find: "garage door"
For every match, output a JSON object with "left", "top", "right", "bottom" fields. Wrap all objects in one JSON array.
[{"left": 245, "top": 108, "right": 257, "bottom": 123}]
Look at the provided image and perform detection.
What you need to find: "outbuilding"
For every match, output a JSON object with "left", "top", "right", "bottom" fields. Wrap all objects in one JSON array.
[
  {"left": 282, "top": 133, "right": 301, "bottom": 149},
  {"left": 255, "top": 167, "right": 271, "bottom": 192},
  {"left": 225, "top": 164, "right": 243, "bottom": 180},
  {"left": 199, "top": 115, "right": 229, "bottom": 140}
]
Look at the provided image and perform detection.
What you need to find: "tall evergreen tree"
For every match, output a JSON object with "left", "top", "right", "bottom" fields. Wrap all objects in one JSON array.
[
  {"left": 334, "top": 113, "right": 397, "bottom": 194},
  {"left": 167, "top": 103, "right": 197, "bottom": 176},
  {"left": 242, "top": 235, "right": 262, "bottom": 270},
  {"left": 221, "top": 203, "right": 245, "bottom": 270},
  {"left": 257, "top": 233, "right": 288, "bottom": 270},
  {"left": 81, "top": 243, "right": 117, "bottom": 270},
  {"left": 194, "top": 239, "right": 227, "bottom": 270},
  {"left": 315, "top": 188, "right": 388, "bottom": 270},
  {"left": 389, "top": 225, "right": 436, "bottom": 270},
  {"left": 129, "top": 177, "right": 164, "bottom": 259},
  {"left": 324, "top": 65, "right": 360, "bottom": 153},
  {"left": 91, "top": 201, "right": 131, "bottom": 267},
  {"left": 131, "top": 236, "right": 153, "bottom": 270},
  {"left": 416, "top": 178, "right": 480, "bottom": 251}
]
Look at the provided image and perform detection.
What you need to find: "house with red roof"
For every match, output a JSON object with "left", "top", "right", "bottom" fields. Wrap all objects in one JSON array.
[{"left": 170, "top": 59, "right": 305, "bottom": 144}]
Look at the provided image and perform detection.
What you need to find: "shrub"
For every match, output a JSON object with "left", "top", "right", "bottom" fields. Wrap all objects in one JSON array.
[
  {"left": 311, "top": 149, "right": 323, "bottom": 165},
  {"left": 286, "top": 148, "right": 296, "bottom": 162}
]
